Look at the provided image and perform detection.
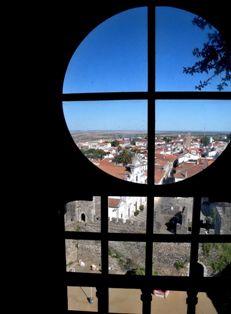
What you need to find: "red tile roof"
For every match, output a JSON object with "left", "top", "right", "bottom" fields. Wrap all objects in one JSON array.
[
  {"left": 155, "top": 169, "right": 166, "bottom": 184},
  {"left": 174, "top": 159, "right": 214, "bottom": 179},
  {"left": 165, "top": 155, "right": 178, "bottom": 162},
  {"left": 97, "top": 159, "right": 127, "bottom": 180},
  {"left": 108, "top": 198, "right": 120, "bottom": 208},
  {"left": 155, "top": 158, "right": 169, "bottom": 168},
  {"left": 156, "top": 153, "right": 178, "bottom": 162}
]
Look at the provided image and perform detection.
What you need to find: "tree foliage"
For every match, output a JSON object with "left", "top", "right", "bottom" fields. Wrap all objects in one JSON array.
[
  {"left": 183, "top": 17, "right": 231, "bottom": 90},
  {"left": 111, "top": 140, "right": 119, "bottom": 147},
  {"left": 174, "top": 259, "right": 185, "bottom": 271},
  {"left": 82, "top": 148, "right": 108, "bottom": 159},
  {"left": 163, "top": 136, "right": 171, "bottom": 143},
  {"left": 202, "top": 243, "right": 231, "bottom": 273},
  {"left": 200, "top": 135, "right": 210, "bottom": 147},
  {"left": 113, "top": 149, "right": 134, "bottom": 165},
  {"left": 210, "top": 244, "right": 231, "bottom": 273}
]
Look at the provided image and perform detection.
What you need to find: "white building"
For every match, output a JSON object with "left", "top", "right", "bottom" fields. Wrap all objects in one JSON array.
[
  {"left": 108, "top": 196, "right": 146, "bottom": 222},
  {"left": 126, "top": 157, "right": 147, "bottom": 184}
]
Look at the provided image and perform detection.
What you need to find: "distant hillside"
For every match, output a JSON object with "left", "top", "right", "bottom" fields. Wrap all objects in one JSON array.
[
  {"left": 70, "top": 130, "right": 229, "bottom": 141},
  {"left": 71, "top": 130, "right": 147, "bottom": 141}
]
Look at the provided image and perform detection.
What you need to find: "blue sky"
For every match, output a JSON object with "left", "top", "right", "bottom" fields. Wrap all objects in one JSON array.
[
  {"left": 63, "top": 7, "right": 147, "bottom": 93},
  {"left": 62, "top": 7, "right": 231, "bottom": 132},
  {"left": 63, "top": 100, "right": 147, "bottom": 131},
  {"left": 63, "top": 100, "right": 230, "bottom": 132},
  {"left": 156, "top": 100, "right": 231, "bottom": 132}
]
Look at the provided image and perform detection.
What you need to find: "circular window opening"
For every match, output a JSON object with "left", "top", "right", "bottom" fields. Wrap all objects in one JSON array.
[{"left": 62, "top": 6, "right": 230, "bottom": 185}]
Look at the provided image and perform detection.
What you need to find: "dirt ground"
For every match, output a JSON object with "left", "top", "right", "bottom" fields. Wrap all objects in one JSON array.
[{"left": 68, "top": 287, "right": 217, "bottom": 313}]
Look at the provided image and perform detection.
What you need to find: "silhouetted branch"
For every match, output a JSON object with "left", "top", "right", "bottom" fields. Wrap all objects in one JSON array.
[{"left": 183, "top": 17, "right": 231, "bottom": 90}]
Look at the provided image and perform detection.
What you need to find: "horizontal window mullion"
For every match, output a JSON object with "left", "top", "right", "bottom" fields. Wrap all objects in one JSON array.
[
  {"left": 66, "top": 311, "right": 96, "bottom": 314},
  {"left": 62, "top": 91, "right": 231, "bottom": 102},
  {"left": 155, "top": 91, "right": 231, "bottom": 100},
  {"left": 64, "top": 232, "right": 231, "bottom": 242},
  {"left": 197, "top": 234, "right": 231, "bottom": 242},
  {"left": 152, "top": 234, "right": 192, "bottom": 242},
  {"left": 108, "top": 233, "right": 147, "bottom": 241},
  {"left": 66, "top": 272, "right": 228, "bottom": 291}
]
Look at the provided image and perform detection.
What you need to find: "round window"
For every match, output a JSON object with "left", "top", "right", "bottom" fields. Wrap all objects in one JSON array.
[{"left": 62, "top": 6, "right": 230, "bottom": 185}]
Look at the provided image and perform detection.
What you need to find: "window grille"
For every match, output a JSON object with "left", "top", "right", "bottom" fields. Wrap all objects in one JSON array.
[{"left": 62, "top": 1, "right": 231, "bottom": 313}]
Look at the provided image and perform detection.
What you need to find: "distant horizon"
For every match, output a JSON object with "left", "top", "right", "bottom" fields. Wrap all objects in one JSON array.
[{"left": 70, "top": 129, "right": 230, "bottom": 134}]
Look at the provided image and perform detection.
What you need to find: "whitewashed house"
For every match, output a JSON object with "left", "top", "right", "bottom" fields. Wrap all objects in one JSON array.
[{"left": 108, "top": 196, "right": 146, "bottom": 222}]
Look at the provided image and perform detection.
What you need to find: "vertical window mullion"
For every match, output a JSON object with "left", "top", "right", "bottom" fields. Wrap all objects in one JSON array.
[
  {"left": 147, "top": 2, "right": 155, "bottom": 187},
  {"left": 187, "top": 196, "right": 201, "bottom": 314},
  {"left": 190, "top": 196, "right": 201, "bottom": 272},
  {"left": 96, "top": 287, "right": 109, "bottom": 314},
  {"left": 99, "top": 196, "right": 109, "bottom": 313},
  {"left": 101, "top": 196, "right": 108, "bottom": 275},
  {"left": 61, "top": 204, "right": 69, "bottom": 312},
  {"left": 146, "top": 0, "right": 155, "bottom": 270},
  {"left": 144, "top": 3, "right": 156, "bottom": 314}
]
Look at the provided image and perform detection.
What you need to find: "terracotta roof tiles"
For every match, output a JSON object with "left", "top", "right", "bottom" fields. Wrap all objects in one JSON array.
[
  {"left": 108, "top": 198, "right": 120, "bottom": 208},
  {"left": 97, "top": 159, "right": 127, "bottom": 180}
]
